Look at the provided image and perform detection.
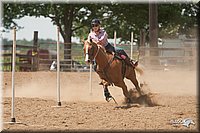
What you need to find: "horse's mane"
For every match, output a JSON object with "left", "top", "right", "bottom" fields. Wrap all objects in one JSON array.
[
  {"left": 89, "top": 41, "right": 110, "bottom": 58},
  {"left": 85, "top": 40, "right": 114, "bottom": 61}
]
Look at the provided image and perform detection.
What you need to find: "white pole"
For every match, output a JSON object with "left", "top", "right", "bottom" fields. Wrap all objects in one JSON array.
[
  {"left": 89, "top": 64, "right": 92, "bottom": 95},
  {"left": 130, "top": 32, "right": 133, "bottom": 60},
  {"left": 11, "top": 27, "right": 16, "bottom": 122},
  {"left": 114, "top": 31, "right": 116, "bottom": 47},
  {"left": 57, "top": 26, "right": 61, "bottom": 106}
]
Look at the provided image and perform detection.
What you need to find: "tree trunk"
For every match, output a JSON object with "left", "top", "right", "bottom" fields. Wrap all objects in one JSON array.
[
  {"left": 59, "top": 5, "right": 74, "bottom": 71},
  {"left": 149, "top": 3, "right": 159, "bottom": 66},
  {"left": 63, "top": 32, "right": 72, "bottom": 71}
]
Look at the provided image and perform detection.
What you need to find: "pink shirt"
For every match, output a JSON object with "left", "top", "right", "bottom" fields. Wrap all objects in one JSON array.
[{"left": 87, "top": 29, "right": 108, "bottom": 47}]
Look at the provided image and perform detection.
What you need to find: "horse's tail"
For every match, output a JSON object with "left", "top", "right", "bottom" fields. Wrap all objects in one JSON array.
[{"left": 135, "top": 66, "right": 144, "bottom": 76}]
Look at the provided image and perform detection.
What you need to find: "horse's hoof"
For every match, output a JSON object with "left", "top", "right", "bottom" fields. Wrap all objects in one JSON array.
[
  {"left": 127, "top": 98, "right": 132, "bottom": 104},
  {"left": 105, "top": 96, "right": 112, "bottom": 102}
]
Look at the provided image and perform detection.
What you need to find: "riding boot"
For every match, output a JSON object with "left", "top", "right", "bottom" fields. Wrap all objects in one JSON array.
[{"left": 124, "top": 57, "right": 138, "bottom": 68}]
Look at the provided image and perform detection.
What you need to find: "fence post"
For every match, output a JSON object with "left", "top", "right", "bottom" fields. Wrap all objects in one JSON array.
[
  {"left": 191, "top": 47, "right": 196, "bottom": 70},
  {"left": 33, "top": 31, "right": 39, "bottom": 71},
  {"left": 140, "top": 29, "right": 146, "bottom": 47},
  {"left": 139, "top": 29, "right": 146, "bottom": 65}
]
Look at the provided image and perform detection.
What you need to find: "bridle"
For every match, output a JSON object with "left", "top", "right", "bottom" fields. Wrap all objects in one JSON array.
[
  {"left": 84, "top": 40, "right": 115, "bottom": 86},
  {"left": 85, "top": 41, "right": 100, "bottom": 62},
  {"left": 93, "top": 45, "right": 100, "bottom": 60}
]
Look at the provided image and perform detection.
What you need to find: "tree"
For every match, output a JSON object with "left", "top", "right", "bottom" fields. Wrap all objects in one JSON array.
[
  {"left": 158, "top": 3, "right": 198, "bottom": 38},
  {"left": 3, "top": 3, "right": 107, "bottom": 68},
  {"left": 3, "top": 2, "right": 198, "bottom": 63}
]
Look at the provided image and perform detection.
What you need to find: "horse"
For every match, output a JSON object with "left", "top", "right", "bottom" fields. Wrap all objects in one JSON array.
[{"left": 83, "top": 40, "right": 144, "bottom": 103}]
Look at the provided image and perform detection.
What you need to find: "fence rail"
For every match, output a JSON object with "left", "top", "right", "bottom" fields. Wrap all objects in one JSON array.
[
  {"left": 139, "top": 46, "right": 196, "bottom": 70},
  {"left": 0, "top": 44, "right": 36, "bottom": 71},
  {"left": 0, "top": 42, "right": 88, "bottom": 72},
  {"left": 1, "top": 29, "right": 197, "bottom": 71},
  {"left": 1, "top": 44, "right": 196, "bottom": 71}
]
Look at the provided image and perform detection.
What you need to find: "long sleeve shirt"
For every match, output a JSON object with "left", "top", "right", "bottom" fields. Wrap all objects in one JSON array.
[{"left": 87, "top": 29, "right": 108, "bottom": 47}]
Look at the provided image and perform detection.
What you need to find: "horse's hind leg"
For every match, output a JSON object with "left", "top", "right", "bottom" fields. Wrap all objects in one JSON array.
[
  {"left": 126, "top": 71, "right": 143, "bottom": 96},
  {"left": 114, "top": 81, "right": 131, "bottom": 103}
]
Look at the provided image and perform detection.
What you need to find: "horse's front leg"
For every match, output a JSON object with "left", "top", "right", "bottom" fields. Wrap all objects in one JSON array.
[{"left": 103, "top": 85, "right": 113, "bottom": 102}]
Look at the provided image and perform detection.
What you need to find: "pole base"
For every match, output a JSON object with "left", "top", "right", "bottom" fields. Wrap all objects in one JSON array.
[
  {"left": 11, "top": 117, "right": 16, "bottom": 123},
  {"left": 58, "top": 101, "right": 61, "bottom": 106},
  {"left": 4, "top": 118, "right": 25, "bottom": 125}
]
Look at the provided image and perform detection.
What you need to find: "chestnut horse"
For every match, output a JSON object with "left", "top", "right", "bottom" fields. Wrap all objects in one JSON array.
[{"left": 83, "top": 40, "right": 144, "bottom": 103}]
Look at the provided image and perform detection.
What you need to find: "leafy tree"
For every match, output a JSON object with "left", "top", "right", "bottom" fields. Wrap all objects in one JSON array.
[
  {"left": 3, "top": 2, "right": 198, "bottom": 65},
  {"left": 3, "top": 3, "right": 106, "bottom": 67},
  {"left": 158, "top": 3, "right": 198, "bottom": 38}
]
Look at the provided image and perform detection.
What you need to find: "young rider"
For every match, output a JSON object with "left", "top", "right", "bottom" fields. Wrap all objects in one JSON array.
[{"left": 87, "top": 18, "right": 138, "bottom": 69}]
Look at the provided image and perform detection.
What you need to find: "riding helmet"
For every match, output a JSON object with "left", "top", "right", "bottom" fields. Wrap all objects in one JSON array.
[{"left": 91, "top": 19, "right": 101, "bottom": 25}]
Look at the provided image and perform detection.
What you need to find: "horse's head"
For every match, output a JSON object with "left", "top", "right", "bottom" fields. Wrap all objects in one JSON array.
[{"left": 83, "top": 39, "right": 99, "bottom": 64}]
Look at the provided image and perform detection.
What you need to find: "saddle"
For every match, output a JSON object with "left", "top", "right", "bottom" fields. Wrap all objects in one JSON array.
[
  {"left": 114, "top": 52, "right": 138, "bottom": 67},
  {"left": 97, "top": 51, "right": 138, "bottom": 86}
]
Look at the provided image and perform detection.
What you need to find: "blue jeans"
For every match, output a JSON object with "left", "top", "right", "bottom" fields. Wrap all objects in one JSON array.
[
  {"left": 105, "top": 43, "right": 115, "bottom": 53},
  {"left": 105, "top": 43, "right": 129, "bottom": 57}
]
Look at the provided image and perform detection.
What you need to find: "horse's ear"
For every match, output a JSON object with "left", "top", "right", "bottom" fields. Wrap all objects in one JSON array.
[
  {"left": 81, "top": 37, "right": 86, "bottom": 46},
  {"left": 81, "top": 39, "right": 85, "bottom": 44}
]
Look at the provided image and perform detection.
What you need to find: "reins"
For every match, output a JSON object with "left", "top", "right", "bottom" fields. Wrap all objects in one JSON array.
[{"left": 92, "top": 45, "right": 100, "bottom": 61}]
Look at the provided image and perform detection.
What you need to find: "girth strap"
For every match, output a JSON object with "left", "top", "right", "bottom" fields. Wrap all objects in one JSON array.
[
  {"left": 121, "top": 59, "right": 126, "bottom": 79},
  {"left": 98, "top": 54, "right": 127, "bottom": 86}
]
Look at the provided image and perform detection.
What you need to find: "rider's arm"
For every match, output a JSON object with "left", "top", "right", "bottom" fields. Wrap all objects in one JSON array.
[
  {"left": 88, "top": 32, "right": 98, "bottom": 44},
  {"left": 88, "top": 32, "right": 100, "bottom": 45},
  {"left": 88, "top": 30, "right": 108, "bottom": 47},
  {"left": 96, "top": 31, "right": 108, "bottom": 46}
]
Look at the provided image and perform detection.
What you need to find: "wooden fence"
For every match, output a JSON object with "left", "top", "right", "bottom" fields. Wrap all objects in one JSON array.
[
  {"left": 1, "top": 44, "right": 197, "bottom": 71},
  {"left": 139, "top": 46, "right": 197, "bottom": 70},
  {"left": 0, "top": 44, "right": 37, "bottom": 71},
  {"left": 1, "top": 29, "right": 197, "bottom": 71},
  {"left": 0, "top": 31, "right": 88, "bottom": 72}
]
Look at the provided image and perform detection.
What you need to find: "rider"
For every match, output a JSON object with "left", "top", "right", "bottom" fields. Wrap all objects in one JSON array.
[{"left": 87, "top": 18, "right": 138, "bottom": 69}]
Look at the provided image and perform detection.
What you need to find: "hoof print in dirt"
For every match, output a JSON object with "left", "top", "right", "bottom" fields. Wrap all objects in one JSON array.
[{"left": 124, "top": 88, "right": 160, "bottom": 107}]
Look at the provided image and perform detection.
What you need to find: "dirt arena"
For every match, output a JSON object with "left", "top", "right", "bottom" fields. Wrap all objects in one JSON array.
[{"left": 1, "top": 68, "right": 198, "bottom": 132}]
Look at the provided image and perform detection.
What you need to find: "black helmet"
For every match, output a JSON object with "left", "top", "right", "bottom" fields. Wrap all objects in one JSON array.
[{"left": 91, "top": 19, "right": 101, "bottom": 26}]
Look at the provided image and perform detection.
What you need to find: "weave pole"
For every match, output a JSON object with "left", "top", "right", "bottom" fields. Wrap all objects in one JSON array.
[
  {"left": 56, "top": 26, "right": 61, "bottom": 106},
  {"left": 130, "top": 32, "right": 133, "bottom": 60},
  {"left": 114, "top": 31, "right": 116, "bottom": 47},
  {"left": 4, "top": 28, "right": 23, "bottom": 125},
  {"left": 89, "top": 64, "right": 92, "bottom": 95},
  {"left": 11, "top": 27, "right": 16, "bottom": 123}
]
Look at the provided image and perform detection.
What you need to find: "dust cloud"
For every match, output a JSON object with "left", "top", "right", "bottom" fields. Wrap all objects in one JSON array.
[{"left": 3, "top": 68, "right": 197, "bottom": 104}]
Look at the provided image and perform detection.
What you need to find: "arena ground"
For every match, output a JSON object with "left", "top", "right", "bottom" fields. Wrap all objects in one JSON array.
[{"left": 1, "top": 68, "right": 198, "bottom": 132}]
